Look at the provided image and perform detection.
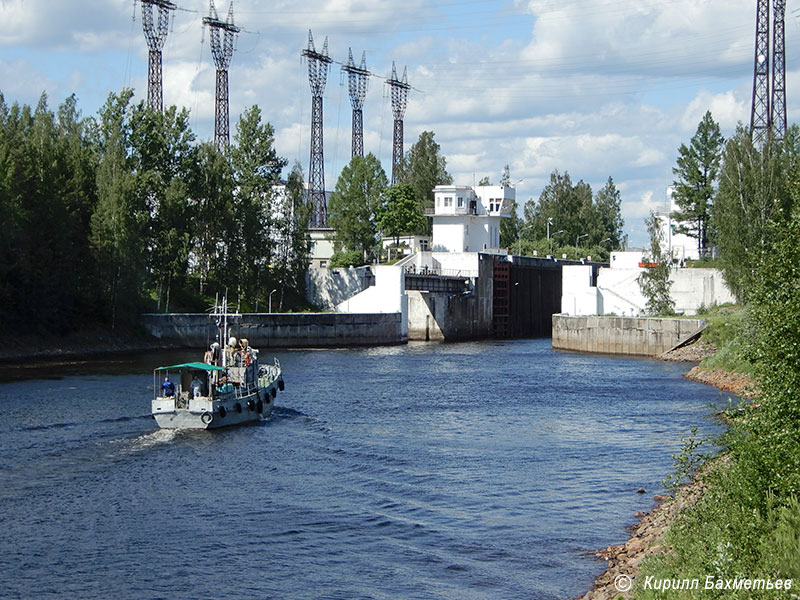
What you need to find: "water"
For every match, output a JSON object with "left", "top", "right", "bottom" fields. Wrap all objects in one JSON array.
[{"left": 0, "top": 339, "right": 729, "bottom": 600}]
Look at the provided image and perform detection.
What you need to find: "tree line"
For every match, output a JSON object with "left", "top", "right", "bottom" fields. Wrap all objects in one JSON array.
[
  {"left": 0, "top": 90, "right": 310, "bottom": 337},
  {"left": 327, "top": 131, "right": 626, "bottom": 265}
]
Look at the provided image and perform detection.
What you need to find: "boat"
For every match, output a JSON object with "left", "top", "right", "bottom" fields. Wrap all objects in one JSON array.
[{"left": 151, "top": 299, "right": 285, "bottom": 429}]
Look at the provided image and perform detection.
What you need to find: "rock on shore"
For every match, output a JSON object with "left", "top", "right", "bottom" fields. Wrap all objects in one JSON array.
[{"left": 579, "top": 459, "right": 724, "bottom": 600}]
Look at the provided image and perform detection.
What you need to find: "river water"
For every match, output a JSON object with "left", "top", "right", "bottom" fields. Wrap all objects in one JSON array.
[{"left": 0, "top": 339, "right": 727, "bottom": 600}]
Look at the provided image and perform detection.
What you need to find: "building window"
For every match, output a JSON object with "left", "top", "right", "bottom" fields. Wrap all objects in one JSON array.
[
  {"left": 457, "top": 197, "right": 464, "bottom": 207},
  {"left": 420, "top": 239, "right": 429, "bottom": 251},
  {"left": 444, "top": 196, "right": 453, "bottom": 207}
]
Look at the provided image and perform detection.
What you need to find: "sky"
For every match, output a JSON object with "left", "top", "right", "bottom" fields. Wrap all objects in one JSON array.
[{"left": 1, "top": 0, "right": 799, "bottom": 247}]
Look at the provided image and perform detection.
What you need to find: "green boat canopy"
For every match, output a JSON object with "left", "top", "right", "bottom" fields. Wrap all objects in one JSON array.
[{"left": 155, "top": 362, "right": 224, "bottom": 372}]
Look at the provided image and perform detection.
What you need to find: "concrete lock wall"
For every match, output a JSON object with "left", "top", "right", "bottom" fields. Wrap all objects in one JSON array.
[
  {"left": 306, "top": 266, "right": 372, "bottom": 310},
  {"left": 407, "top": 254, "right": 494, "bottom": 341},
  {"left": 141, "top": 312, "right": 407, "bottom": 348},
  {"left": 552, "top": 314, "right": 705, "bottom": 356}
]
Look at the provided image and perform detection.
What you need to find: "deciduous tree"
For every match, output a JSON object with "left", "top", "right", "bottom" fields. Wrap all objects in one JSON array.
[{"left": 328, "top": 153, "right": 388, "bottom": 258}]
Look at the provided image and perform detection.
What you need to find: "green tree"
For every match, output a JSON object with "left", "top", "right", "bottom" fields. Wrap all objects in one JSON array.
[
  {"left": 127, "top": 102, "right": 195, "bottom": 310},
  {"left": 593, "top": 177, "right": 625, "bottom": 249},
  {"left": 91, "top": 90, "right": 144, "bottom": 330},
  {"left": 500, "top": 164, "right": 511, "bottom": 186},
  {"left": 229, "top": 105, "right": 288, "bottom": 305},
  {"left": 671, "top": 110, "right": 724, "bottom": 258},
  {"left": 396, "top": 130, "right": 452, "bottom": 229},
  {"left": 186, "top": 141, "right": 236, "bottom": 295},
  {"left": 714, "top": 125, "right": 796, "bottom": 302},
  {"left": 477, "top": 176, "right": 491, "bottom": 186},
  {"left": 521, "top": 170, "right": 623, "bottom": 258},
  {"left": 273, "top": 162, "right": 311, "bottom": 311},
  {"left": 328, "top": 153, "right": 388, "bottom": 258},
  {"left": 378, "top": 183, "right": 426, "bottom": 245},
  {"left": 638, "top": 211, "right": 675, "bottom": 315}
]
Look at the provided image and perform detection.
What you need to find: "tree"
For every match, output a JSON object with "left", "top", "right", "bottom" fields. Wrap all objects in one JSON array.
[
  {"left": 127, "top": 101, "right": 195, "bottom": 310},
  {"left": 500, "top": 164, "right": 511, "bottom": 186},
  {"left": 186, "top": 141, "right": 236, "bottom": 295},
  {"left": 396, "top": 131, "right": 452, "bottom": 229},
  {"left": 714, "top": 125, "right": 797, "bottom": 302},
  {"left": 671, "top": 111, "right": 724, "bottom": 258},
  {"left": 229, "top": 105, "right": 288, "bottom": 305},
  {"left": 273, "top": 162, "right": 311, "bottom": 311},
  {"left": 593, "top": 177, "right": 625, "bottom": 249},
  {"left": 91, "top": 90, "right": 144, "bottom": 330},
  {"left": 328, "top": 153, "right": 388, "bottom": 258},
  {"left": 638, "top": 212, "right": 675, "bottom": 315},
  {"left": 377, "top": 183, "right": 427, "bottom": 247},
  {"left": 477, "top": 176, "right": 491, "bottom": 186},
  {"left": 520, "top": 170, "right": 623, "bottom": 258}
]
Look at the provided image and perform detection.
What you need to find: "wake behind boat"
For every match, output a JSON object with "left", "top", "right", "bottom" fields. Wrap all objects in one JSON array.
[{"left": 151, "top": 300, "right": 284, "bottom": 429}]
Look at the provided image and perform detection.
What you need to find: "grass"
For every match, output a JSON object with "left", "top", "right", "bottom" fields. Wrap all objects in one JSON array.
[
  {"left": 695, "top": 305, "right": 757, "bottom": 376},
  {"left": 631, "top": 303, "right": 800, "bottom": 599}
]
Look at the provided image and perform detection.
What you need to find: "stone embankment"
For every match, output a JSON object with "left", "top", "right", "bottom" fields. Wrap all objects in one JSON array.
[
  {"left": 580, "top": 336, "right": 755, "bottom": 600},
  {"left": 579, "top": 458, "right": 726, "bottom": 600}
]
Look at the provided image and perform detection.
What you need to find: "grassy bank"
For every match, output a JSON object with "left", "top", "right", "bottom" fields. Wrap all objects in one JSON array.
[{"left": 631, "top": 304, "right": 800, "bottom": 599}]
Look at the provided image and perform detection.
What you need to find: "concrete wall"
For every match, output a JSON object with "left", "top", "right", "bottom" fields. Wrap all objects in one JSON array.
[
  {"left": 335, "top": 266, "right": 409, "bottom": 338},
  {"left": 552, "top": 314, "right": 704, "bottom": 356},
  {"left": 306, "top": 265, "right": 371, "bottom": 310},
  {"left": 141, "top": 312, "right": 407, "bottom": 348},
  {"left": 407, "top": 253, "right": 494, "bottom": 341},
  {"left": 561, "top": 265, "right": 735, "bottom": 317}
]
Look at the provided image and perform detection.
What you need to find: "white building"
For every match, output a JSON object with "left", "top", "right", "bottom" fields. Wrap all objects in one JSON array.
[{"left": 430, "top": 185, "right": 513, "bottom": 253}]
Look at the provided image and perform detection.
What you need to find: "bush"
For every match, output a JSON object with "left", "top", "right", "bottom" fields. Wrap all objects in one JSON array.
[{"left": 329, "top": 250, "right": 366, "bottom": 268}]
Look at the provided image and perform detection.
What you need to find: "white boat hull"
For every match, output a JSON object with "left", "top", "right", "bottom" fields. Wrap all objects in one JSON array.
[{"left": 152, "top": 378, "right": 282, "bottom": 430}]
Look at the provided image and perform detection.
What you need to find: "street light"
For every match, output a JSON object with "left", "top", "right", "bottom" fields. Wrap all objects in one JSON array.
[
  {"left": 576, "top": 233, "right": 589, "bottom": 258},
  {"left": 268, "top": 289, "right": 277, "bottom": 313},
  {"left": 549, "top": 228, "right": 563, "bottom": 255}
]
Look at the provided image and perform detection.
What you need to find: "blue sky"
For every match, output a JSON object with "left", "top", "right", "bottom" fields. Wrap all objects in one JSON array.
[{"left": 1, "top": 0, "right": 798, "bottom": 247}]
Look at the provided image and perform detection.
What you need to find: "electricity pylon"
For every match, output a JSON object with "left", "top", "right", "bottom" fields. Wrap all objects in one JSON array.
[
  {"left": 204, "top": 1, "right": 240, "bottom": 148},
  {"left": 140, "top": 0, "right": 177, "bottom": 112}
]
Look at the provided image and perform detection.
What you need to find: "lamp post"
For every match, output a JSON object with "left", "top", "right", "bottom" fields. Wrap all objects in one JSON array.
[
  {"left": 549, "top": 229, "right": 563, "bottom": 255},
  {"left": 268, "top": 289, "right": 277, "bottom": 313},
  {"left": 576, "top": 233, "right": 589, "bottom": 258}
]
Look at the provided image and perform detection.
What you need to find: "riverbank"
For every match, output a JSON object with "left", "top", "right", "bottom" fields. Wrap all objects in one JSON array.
[
  {"left": 579, "top": 458, "right": 727, "bottom": 600},
  {"left": 0, "top": 327, "right": 184, "bottom": 364},
  {"left": 580, "top": 335, "right": 756, "bottom": 600}
]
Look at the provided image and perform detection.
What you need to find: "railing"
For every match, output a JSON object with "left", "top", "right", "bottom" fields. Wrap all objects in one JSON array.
[{"left": 404, "top": 265, "right": 478, "bottom": 278}]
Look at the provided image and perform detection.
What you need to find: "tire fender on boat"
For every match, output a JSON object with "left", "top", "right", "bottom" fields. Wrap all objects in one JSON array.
[
  {"left": 256, "top": 399, "right": 264, "bottom": 413},
  {"left": 235, "top": 402, "right": 242, "bottom": 413},
  {"left": 219, "top": 405, "right": 227, "bottom": 418},
  {"left": 271, "top": 387, "right": 277, "bottom": 398},
  {"left": 278, "top": 378, "right": 285, "bottom": 391},
  {"left": 201, "top": 412, "right": 213, "bottom": 425},
  {"left": 247, "top": 399, "right": 255, "bottom": 412}
]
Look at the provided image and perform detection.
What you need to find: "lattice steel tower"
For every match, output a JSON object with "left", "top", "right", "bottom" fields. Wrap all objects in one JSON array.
[
  {"left": 342, "top": 49, "right": 369, "bottom": 159},
  {"left": 204, "top": 1, "right": 240, "bottom": 148},
  {"left": 772, "top": 0, "right": 787, "bottom": 141},
  {"left": 302, "top": 30, "right": 333, "bottom": 228},
  {"left": 387, "top": 63, "right": 410, "bottom": 184},
  {"left": 141, "top": 0, "right": 177, "bottom": 112}
]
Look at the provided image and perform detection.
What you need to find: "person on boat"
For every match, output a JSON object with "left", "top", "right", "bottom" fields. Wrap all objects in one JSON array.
[
  {"left": 215, "top": 374, "right": 232, "bottom": 395},
  {"left": 190, "top": 375, "right": 204, "bottom": 398},
  {"left": 204, "top": 342, "right": 218, "bottom": 365},
  {"left": 161, "top": 376, "right": 175, "bottom": 397}
]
